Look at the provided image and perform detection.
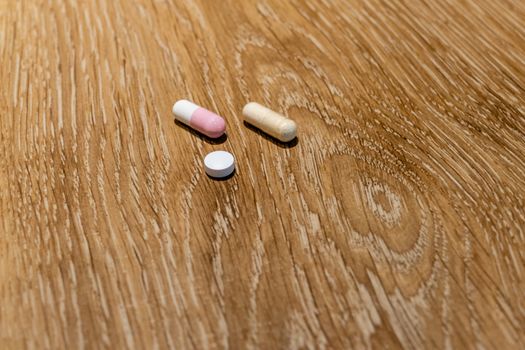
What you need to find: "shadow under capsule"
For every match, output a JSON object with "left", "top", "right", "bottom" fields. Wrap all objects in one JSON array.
[
  {"left": 243, "top": 121, "right": 299, "bottom": 149},
  {"left": 174, "top": 120, "right": 228, "bottom": 145}
]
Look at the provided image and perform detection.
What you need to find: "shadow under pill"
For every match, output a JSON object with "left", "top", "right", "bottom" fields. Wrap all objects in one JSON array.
[
  {"left": 243, "top": 121, "right": 299, "bottom": 149},
  {"left": 175, "top": 120, "right": 228, "bottom": 145},
  {"left": 206, "top": 169, "right": 236, "bottom": 181}
]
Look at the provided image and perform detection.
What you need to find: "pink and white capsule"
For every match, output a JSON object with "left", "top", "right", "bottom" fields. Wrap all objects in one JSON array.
[{"left": 172, "top": 100, "right": 226, "bottom": 138}]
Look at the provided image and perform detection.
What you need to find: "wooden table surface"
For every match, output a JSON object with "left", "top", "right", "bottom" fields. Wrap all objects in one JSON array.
[{"left": 1, "top": 0, "right": 525, "bottom": 348}]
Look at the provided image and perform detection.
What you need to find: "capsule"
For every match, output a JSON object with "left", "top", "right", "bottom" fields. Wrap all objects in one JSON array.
[
  {"left": 173, "top": 100, "right": 226, "bottom": 138},
  {"left": 242, "top": 102, "right": 297, "bottom": 142}
]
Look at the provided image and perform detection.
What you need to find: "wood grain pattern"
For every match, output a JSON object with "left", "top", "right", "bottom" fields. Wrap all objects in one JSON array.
[{"left": 1, "top": 0, "right": 525, "bottom": 348}]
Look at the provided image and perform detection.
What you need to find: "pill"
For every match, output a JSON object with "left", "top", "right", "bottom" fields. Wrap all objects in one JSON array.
[
  {"left": 242, "top": 102, "right": 297, "bottom": 142},
  {"left": 204, "top": 151, "right": 235, "bottom": 178},
  {"left": 173, "top": 99, "right": 226, "bottom": 138}
]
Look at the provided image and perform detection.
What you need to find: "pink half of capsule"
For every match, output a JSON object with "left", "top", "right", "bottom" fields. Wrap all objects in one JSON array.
[{"left": 172, "top": 100, "right": 226, "bottom": 139}]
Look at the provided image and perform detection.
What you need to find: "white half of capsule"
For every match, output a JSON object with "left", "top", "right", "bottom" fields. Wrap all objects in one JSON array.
[
  {"left": 172, "top": 99, "right": 199, "bottom": 125},
  {"left": 242, "top": 102, "right": 297, "bottom": 142}
]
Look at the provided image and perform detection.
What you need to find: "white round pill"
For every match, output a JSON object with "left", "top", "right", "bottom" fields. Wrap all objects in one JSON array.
[{"left": 204, "top": 151, "right": 235, "bottom": 178}]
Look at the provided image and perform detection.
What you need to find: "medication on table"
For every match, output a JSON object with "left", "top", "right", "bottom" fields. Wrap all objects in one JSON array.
[
  {"left": 204, "top": 151, "right": 235, "bottom": 178},
  {"left": 242, "top": 102, "right": 297, "bottom": 142},
  {"left": 173, "top": 99, "right": 226, "bottom": 138}
]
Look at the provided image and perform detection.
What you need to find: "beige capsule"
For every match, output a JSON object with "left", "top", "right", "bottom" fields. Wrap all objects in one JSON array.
[{"left": 242, "top": 102, "right": 297, "bottom": 142}]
